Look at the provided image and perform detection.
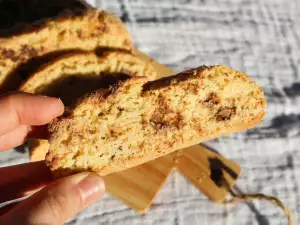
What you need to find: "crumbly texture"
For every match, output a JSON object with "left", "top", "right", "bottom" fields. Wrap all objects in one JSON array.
[
  {"left": 0, "top": 8, "right": 132, "bottom": 92},
  {"left": 20, "top": 50, "right": 156, "bottom": 161},
  {"left": 46, "top": 65, "right": 266, "bottom": 177}
]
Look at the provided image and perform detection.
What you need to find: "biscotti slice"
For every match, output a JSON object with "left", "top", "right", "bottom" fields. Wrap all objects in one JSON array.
[
  {"left": 0, "top": 8, "right": 132, "bottom": 92},
  {"left": 20, "top": 51, "right": 156, "bottom": 104},
  {"left": 46, "top": 65, "right": 266, "bottom": 176}
]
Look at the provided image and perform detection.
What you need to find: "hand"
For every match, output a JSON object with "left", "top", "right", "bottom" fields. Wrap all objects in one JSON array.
[{"left": 0, "top": 93, "right": 105, "bottom": 225}]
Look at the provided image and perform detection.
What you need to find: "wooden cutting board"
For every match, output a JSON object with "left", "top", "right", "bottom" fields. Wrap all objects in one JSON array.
[{"left": 104, "top": 152, "right": 177, "bottom": 212}]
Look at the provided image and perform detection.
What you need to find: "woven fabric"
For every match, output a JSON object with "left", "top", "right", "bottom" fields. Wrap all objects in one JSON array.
[{"left": 1, "top": 0, "right": 300, "bottom": 224}]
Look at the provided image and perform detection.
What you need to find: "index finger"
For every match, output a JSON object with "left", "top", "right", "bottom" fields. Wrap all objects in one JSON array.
[{"left": 0, "top": 92, "right": 64, "bottom": 136}]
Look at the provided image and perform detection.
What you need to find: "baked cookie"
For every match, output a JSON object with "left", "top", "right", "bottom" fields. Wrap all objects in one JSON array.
[{"left": 46, "top": 65, "right": 266, "bottom": 176}]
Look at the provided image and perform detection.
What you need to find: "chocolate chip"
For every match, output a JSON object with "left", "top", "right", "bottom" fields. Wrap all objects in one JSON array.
[
  {"left": 123, "top": 39, "right": 131, "bottom": 47},
  {"left": 2, "top": 49, "right": 19, "bottom": 62},
  {"left": 21, "top": 45, "right": 37, "bottom": 58},
  {"left": 96, "top": 25, "right": 109, "bottom": 33},
  {"left": 90, "top": 32, "right": 98, "bottom": 38},
  {"left": 216, "top": 106, "right": 236, "bottom": 121},
  {"left": 2, "top": 49, "right": 14, "bottom": 57}
]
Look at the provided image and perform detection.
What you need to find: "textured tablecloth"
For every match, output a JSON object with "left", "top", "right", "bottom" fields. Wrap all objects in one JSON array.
[{"left": 1, "top": 0, "right": 300, "bottom": 224}]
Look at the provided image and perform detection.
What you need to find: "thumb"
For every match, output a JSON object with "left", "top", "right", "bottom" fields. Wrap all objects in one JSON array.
[{"left": 1, "top": 172, "right": 105, "bottom": 225}]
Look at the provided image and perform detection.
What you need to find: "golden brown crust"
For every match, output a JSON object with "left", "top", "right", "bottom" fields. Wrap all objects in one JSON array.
[
  {"left": 46, "top": 65, "right": 266, "bottom": 177},
  {"left": 0, "top": 8, "right": 132, "bottom": 92}
]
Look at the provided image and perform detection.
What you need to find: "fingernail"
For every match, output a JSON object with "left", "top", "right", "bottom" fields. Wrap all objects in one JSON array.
[
  {"left": 57, "top": 99, "right": 64, "bottom": 115},
  {"left": 73, "top": 173, "right": 105, "bottom": 206},
  {"left": 51, "top": 98, "right": 64, "bottom": 115}
]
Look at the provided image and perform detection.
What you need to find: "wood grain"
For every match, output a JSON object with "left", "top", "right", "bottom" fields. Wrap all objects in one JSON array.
[{"left": 104, "top": 153, "right": 177, "bottom": 213}]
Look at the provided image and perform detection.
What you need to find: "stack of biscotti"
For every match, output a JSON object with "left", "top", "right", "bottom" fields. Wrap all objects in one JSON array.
[{"left": 1, "top": 4, "right": 266, "bottom": 176}]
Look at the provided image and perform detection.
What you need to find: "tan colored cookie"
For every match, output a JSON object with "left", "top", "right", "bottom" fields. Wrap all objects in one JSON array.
[
  {"left": 46, "top": 65, "right": 266, "bottom": 176},
  {"left": 0, "top": 8, "right": 132, "bottom": 92},
  {"left": 20, "top": 51, "right": 156, "bottom": 103}
]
